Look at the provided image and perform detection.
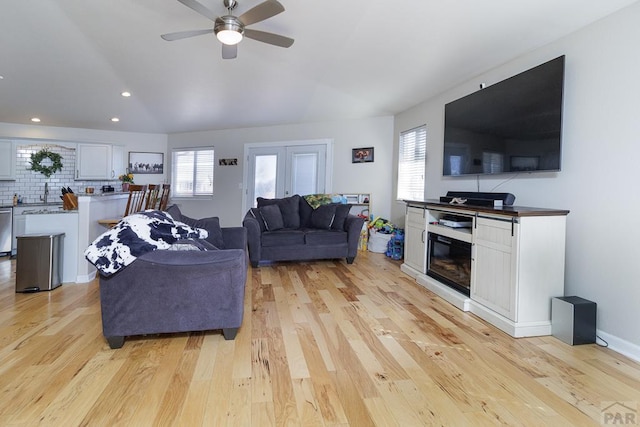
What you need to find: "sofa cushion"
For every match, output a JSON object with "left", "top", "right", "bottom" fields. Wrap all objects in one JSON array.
[
  {"left": 167, "top": 238, "right": 219, "bottom": 251},
  {"left": 304, "top": 229, "right": 348, "bottom": 245},
  {"left": 310, "top": 204, "right": 337, "bottom": 229},
  {"left": 257, "top": 195, "right": 300, "bottom": 229},
  {"left": 262, "top": 230, "right": 306, "bottom": 247},
  {"left": 259, "top": 204, "right": 284, "bottom": 231},
  {"left": 331, "top": 204, "right": 352, "bottom": 230},
  {"left": 180, "top": 215, "right": 226, "bottom": 249}
]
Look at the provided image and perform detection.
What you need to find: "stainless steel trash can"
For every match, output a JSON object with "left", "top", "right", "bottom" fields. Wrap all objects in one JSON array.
[{"left": 16, "top": 233, "right": 64, "bottom": 292}]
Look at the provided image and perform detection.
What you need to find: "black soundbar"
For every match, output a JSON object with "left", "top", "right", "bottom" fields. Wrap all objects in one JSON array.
[{"left": 440, "top": 191, "right": 516, "bottom": 206}]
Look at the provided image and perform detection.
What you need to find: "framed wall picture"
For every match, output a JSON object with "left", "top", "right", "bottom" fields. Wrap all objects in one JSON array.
[
  {"left": 352, "top": 147, "right": 374, "bottom": 163},
  {"left": 128, "top": 151, "right": 164, "bottom": 174}
]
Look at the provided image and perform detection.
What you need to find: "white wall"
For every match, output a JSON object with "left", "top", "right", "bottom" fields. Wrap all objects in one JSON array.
[
  {"left": 167, "top": 116, "right": 394, "bottom": 227},
  {"left": 0, "top": 122, "right": 169, "bottom": 189},
  {"left": 392, "top": 2, "right": 640, "bottom": 358}
]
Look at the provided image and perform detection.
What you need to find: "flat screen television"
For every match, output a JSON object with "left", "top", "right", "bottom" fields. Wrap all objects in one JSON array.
[{"left": 443, "top": 55, "right": 565, "bottom": 176}]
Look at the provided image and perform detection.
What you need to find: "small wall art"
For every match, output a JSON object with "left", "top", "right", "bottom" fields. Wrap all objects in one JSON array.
[
  {"left": 218, "top": 158, "right": 238, "bottom": 166},
  {"left": 128, "top": 151, "right": 164, "bottom": 174},
  {"left": 352, "top": 147, "right": 374, "bottom": 163}
]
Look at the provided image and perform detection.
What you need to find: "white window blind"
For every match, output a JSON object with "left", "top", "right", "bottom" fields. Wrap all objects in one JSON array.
[
  {"left": 171, "top": 147, "right": 215, "bottom": 197},
  {"left": 397, "top": 125, "right": 426, "bottom": 200}
]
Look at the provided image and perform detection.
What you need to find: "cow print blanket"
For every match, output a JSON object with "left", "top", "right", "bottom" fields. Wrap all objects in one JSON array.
[{"left": 85, "top": 210, "right": 208, "bottom": 276}]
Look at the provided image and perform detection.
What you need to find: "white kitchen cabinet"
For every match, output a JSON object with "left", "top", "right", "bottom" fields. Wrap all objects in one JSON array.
[
  {"left": 11, "top": 205, "right": 29, "bottom": 256},
  {"left": 0, "top": 140, "right": 16, "bottom": 180},
  {"left": 76, "top": 144, "right": 112, "bottom": 180},
  {"left": 402, "top": 205, "right": 428, "bottom": 275},
  {"left": 111, "top": 145, "right": 126, "bottom": 179}
]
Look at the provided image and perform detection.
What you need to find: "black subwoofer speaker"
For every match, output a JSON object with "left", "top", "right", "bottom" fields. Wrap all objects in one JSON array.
[{"left": 551, "top": 296, "right": 597, "bottom": 345}]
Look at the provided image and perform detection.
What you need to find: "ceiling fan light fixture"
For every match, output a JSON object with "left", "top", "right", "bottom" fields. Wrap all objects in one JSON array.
[{"left": 215, "top": 16, "right": 244, "bottom": 45}]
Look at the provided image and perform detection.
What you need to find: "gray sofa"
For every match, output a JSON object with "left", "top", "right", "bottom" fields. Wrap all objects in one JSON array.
[
  {"left": 98, "top": 206, "right": 248, "bottom": 349},
  {"left": 243, "top": 194, "right": 365, "bottom": 267}
]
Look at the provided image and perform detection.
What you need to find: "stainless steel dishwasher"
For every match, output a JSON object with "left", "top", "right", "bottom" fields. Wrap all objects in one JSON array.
[{"left": 0, "top": 207, "right": 12, "bottom": 255}]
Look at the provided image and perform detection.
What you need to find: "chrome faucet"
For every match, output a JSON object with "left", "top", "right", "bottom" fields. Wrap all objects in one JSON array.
[{"left": 40, "top": 182, "right": 49, "bottom": 204}]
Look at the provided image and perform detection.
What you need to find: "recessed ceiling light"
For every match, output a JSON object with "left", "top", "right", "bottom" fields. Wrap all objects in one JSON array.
[
  {"left": 0, "top": 75, "right": 4, "bottom": 79},
  {"left": 111, "top": 117, "right": 120, "bottom": 122},
  {"left": 31, "top": 117, "right": 41, "bottom": 123},
  {"left": 121, "top": 91, "right": 131, "bottom": 97}
]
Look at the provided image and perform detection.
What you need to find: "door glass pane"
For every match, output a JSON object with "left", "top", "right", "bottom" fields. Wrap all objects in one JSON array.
[
  {"left": 291, "top": 153, "right": 317, "bottom": 196},
  {"left": 254, "top": 154, "right": 278, "bottom": 203}
]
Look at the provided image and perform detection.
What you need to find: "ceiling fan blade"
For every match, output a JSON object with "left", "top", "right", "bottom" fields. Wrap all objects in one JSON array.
[
  {"left": 238, "top": 0, "right": 285, "bottom": 26},
  {"left": 161, "top": 29, "right": 214, "bottom": 41},
  {"left": 244, "top": 29, "right": 294, "bottom": 48},
  {"left": 222, "top": 44, "right": 238, "bottom": 59},
  {"left": 177, "top": 0, "right": 218, "bottom": 21}
]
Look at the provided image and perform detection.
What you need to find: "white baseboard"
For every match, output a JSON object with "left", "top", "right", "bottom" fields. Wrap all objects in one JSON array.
[
  {"left": 596, "top": 330, "right": 640, "bottom": 363},
  {"left": 75, "top": 270, "right": 96, "bottom": 284}
]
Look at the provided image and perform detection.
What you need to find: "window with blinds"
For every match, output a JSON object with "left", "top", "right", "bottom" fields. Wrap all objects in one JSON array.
[
  {"left": 397, "top": 125, "right": 426, "bottom": 201},
  {"left": 171, "top": 148, "right": 215, "bottom": 197}
]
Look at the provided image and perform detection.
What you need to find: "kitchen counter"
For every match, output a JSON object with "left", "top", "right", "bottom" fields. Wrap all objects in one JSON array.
[
  {"left": 78, "top": 191, "right": 128, "bottom": 197},
  {"left": 2, "top": 202, "right": 64, "bottom": 208},
  {"left": 19, "top": 207, "right": 76, "bottom": 215}
]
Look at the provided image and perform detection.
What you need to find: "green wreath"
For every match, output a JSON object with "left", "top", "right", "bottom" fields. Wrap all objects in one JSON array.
[{"left": 29, "top": 149, "right": 63, "bottom": 178}]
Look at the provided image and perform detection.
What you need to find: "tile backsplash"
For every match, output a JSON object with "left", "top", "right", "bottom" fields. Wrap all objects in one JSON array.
[{"left": 0, "top": 143, "right": 115, "bottom": 206}]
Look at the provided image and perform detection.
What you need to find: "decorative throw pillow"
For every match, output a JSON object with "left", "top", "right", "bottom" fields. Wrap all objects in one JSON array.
[
  {"left": 180, "top": 215, "right": 226, "bottom": 249},
  {"left": 277, "top": 195, "right": 300, "bottom": 229},
  {"left": 248, "top": 208, "right": 266, "bottom": 232},
  {"left": 257, "top": 195, "right": 300, "bottom": 229},
  {"left": 165, "top": 204, "right": 182, "bottom": 220},
  {"left": 298, "top": 196, "right": 314, "bottom": 228},
  {"left": 331, "top": 204, "right": 352, "bottom": 230},
  {"left": 310, "top": 204, "right": 337, "bottom": 230},
  {"left": 259, "top": 204, "right": 284, "bottom": 231}
]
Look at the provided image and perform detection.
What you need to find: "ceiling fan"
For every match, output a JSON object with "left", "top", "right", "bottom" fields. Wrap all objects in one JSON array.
[{"left": 161, "top": 0, "right": 294, "bottom": 59}]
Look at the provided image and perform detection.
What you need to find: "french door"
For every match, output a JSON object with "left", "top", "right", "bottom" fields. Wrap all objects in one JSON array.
[{"left": 244, "top": 141, "right": 330, "bottom": 210}]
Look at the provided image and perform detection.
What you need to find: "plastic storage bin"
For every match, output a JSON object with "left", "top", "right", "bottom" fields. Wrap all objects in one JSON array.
[
  {"left": 16, "top": 233, "right": 64, "bottom": 292},
  {"left": 368, "top": 230, "right": 392, "bottom": 253}
]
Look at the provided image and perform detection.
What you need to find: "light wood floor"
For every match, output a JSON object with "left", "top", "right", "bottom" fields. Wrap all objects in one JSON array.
[{"left": 1, "top": 252, "right": 639, "bottom": 426}]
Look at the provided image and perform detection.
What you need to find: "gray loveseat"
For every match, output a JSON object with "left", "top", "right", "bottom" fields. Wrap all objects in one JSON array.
[
  {"left": 243, "top": 194, "right": 365, "bottom": 267},
  {"left": 98, "top": 206, "right": 248, "bottom": 349}
]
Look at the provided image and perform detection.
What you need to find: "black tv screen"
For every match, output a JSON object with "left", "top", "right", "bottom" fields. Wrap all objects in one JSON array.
[{"left": 443, "top": 55, "right": 564, "bottom": 176}]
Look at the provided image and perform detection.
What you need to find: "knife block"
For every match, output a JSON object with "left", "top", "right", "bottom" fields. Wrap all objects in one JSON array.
[{"left": 62, "top": 193, "right": 78, "bottom": 210}]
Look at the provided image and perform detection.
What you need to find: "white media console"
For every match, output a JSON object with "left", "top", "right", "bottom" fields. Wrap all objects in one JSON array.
[{"left": 401, "top": 200, "right": 569, "bottom": 338}]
